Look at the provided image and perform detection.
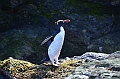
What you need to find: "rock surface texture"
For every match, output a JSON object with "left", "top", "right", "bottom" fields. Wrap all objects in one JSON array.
[
  {"left": 0, "top": 52, "right": 120, "bottom": 79},
  {"left": 0, "top": 0, "right": 120, "bottom": 60}
]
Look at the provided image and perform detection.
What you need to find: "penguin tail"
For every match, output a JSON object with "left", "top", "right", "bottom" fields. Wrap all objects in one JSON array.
[{"left": 37, "top": 57, "right": 48, "bottom": 65}]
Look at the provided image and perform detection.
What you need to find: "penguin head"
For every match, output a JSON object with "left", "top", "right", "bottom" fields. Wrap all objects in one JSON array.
[{"left": 55, "top": 19, "right": 70, "bottom": 26}]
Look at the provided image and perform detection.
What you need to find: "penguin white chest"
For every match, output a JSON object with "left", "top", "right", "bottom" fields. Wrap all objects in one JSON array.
[{"left": 48, "top": 27, "right": 65, "bottom": 61}]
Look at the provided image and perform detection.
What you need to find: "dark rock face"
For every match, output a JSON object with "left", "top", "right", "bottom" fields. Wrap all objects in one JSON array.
[
  {"left": 64, "top": 14, "right": 120, "bottom": 54},
  {"left": 0, "top": 0, "right": 120, "bottom": 61},
  {"left": 0, "top": 26, "right": 49, "bottom": 63},
  {"left": 0, "top": 69, "right": 15, "bottom": 79}
]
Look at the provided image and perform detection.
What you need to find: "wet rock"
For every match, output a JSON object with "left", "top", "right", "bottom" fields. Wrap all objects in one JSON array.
[{"left": 0, "top": 69, "right": 15, "bottom": 79}]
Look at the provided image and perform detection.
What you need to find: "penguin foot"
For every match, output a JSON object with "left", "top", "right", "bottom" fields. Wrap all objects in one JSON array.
[
  {"left": 52, "top": 63, "right": 59, "bottom": 67},
  {"left": 55, "top": 62, "right": 60, "bottom": 65}
]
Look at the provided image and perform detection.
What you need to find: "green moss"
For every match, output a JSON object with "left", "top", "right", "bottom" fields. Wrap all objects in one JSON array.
[
  {"left": 67, "top": 0, "right": 112, "bottom": 15},
  {"left": 0, "top": 57, "right": 82, "bottom": 79},
  {"left": 113, "top": 15, "right": 119, "bottom": 27},
  {"left": 34, "top": 18, "right": 39, "bottom": 24},
  {"left": 42, "top": 12, "right": 53, "bottom": 19},
  {"left": 37, "top": 5, "right": 53, "bottom": 19},
  {"left": 0, "top": 57, "right": 35, "bottom": 78},
  {"left": 67, "top": 0, "right": 87, "bottom": 6}
]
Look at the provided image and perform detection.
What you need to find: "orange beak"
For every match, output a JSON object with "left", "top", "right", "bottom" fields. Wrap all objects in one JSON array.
[
  {"left": 55, "top": 19, "right": 70, "bottom": 25},
  {"left": 64, "top": 19, "right": 70, "bottom": 23}
]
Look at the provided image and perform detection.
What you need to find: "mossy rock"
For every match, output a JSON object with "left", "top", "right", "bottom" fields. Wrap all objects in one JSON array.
[
  {"left": 0, "top": 57, "right": 35, "bottom": 78},
  {"left": 0, "top": 57, "right": 82, "bottom": 79},
  {"left": 0, "top": 27, "right": 49, "bottom": 64}
]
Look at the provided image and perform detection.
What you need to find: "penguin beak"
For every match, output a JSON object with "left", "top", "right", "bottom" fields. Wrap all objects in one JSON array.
[
  {"left": 55, "top": 19, "right": 70, "bottom": 25},
  {"left": 64, "top": 19, "right": 70, "bottom": 23}
]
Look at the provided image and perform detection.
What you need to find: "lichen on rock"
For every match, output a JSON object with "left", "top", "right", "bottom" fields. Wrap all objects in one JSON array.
[
  {"left": 0, "top": 52, "right": 120, "bottom": 79},
  {"left": 0, "top": 56, "right": 80, "bottom": 79},
  {"left": 0, "top": 57, "right": 35, "bottom": 78}
]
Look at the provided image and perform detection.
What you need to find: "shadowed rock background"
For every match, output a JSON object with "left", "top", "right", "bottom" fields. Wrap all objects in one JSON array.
[{"left": 0, "top": 0, "right": 120, "bottom": 63}]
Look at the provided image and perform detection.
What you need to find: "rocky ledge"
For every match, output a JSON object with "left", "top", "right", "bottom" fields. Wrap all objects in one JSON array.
[{"left": 0, "top": 51, "right": 120, "bottom": 79}]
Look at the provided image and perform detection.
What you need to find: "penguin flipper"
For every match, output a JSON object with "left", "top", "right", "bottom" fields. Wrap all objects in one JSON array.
[{"left": 40, "top": 36, "right": 53, "bottom": 46}]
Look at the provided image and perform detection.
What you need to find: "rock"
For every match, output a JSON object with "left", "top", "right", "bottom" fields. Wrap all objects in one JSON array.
[
  {"left": 0, "top": 0, "right": 120, "bottom": 59},
  {"left": 65, "top": 52, "right": 120, "bottom": 79},
  {"left": 74, "top": 52, "right": 109, "bottom": 61},
  {"left": 0, "top": 52, "right": 120, "bottom": 79},
  {"left": 0, "top": 69, "right": 15, "bottom": 79},
  {"left": 64, "top": 74, "right": 89, "bottom": 79},
  {"left": 0, "top": 56, "right": 80, "bottom": 79},
  {"left": 65, "top": 57, "right": 71, "bottom": 60},
  {"left": 0, "top": 26, "right": 49, "bottom": 63},
  {"left": 109, "top": 51, "right": 120, "bottom": 58},
  {"left": 0, "top": 57, "right": 35, "bottom": 79}
]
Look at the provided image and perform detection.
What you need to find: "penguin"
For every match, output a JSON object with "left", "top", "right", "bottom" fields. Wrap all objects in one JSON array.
[{"left": 38, "top": 19, "right": 70, "bottom": 66}]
